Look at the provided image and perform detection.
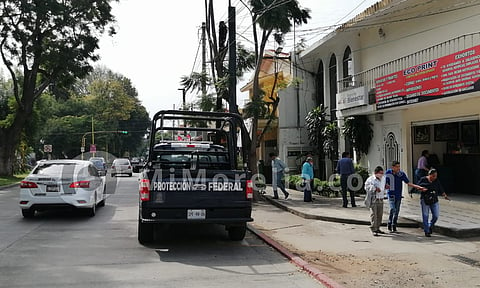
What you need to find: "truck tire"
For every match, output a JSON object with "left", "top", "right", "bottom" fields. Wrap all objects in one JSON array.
[
  {"left": 228, "top": 223, "right": 247, "bottom": 241},
  {"left": 138, "top": 220, "right": 154, "bottom": 244}
]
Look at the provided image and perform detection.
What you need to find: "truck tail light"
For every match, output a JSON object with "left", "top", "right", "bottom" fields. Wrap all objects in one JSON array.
[
  {"left": 20, "top": 181, "right": 38, "bottom": 188},
  {"left": 69, "top": 181, "right": 90, "bottom": 188},
  {"left": 139, "top": 178, "right": 150, "bottom": 201},
  {"left": 246, "top": 180, "right": 253, "bottom": 199}
]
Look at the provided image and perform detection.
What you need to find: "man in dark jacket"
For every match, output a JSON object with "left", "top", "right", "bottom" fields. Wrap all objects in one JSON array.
[
  {"left": 336, "top": 152, "right": 356, "bottom": 208},
  {"left": 418, "top": 169, "right": 449, "bottom": 237}
]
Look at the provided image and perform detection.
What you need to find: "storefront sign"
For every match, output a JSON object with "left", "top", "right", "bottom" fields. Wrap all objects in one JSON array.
[
  {"left": 375, "top": 45, "right": 480, "bottom": 109},
  {"left": 337, "top": 86, "right": 368, "bottom": 110}
]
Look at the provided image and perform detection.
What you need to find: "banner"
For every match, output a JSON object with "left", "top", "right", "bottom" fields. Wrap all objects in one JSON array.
[{"left": 375, "top": 45, "right": 480, "bottom": 109}]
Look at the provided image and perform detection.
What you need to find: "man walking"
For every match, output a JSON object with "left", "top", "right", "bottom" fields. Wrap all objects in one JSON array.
[
  {"left": 364, "top": 166, "right": 386, "bottom": 236},
  {"left": 336, "top": 152, "right": 356, "bottom": 207},
  {"left": 270, "top": 152, "right": 289, "bottom": 200},
  {"left": 385, "top": 161, "right": 426, "bottom": 232}
]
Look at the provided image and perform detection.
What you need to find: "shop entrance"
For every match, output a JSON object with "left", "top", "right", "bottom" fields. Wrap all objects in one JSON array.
[{"left": 411, "top": 117, "right": 480, "bottom": 195}]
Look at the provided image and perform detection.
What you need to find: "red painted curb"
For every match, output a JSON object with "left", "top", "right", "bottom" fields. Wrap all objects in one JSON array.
[{"left": 248, "top": 224, "right": 345, "bottom": 288}]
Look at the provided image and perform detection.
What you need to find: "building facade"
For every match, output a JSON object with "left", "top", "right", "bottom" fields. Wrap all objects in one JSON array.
[{"left": 288, "top": 0, "right": 480, "bottom": 193}]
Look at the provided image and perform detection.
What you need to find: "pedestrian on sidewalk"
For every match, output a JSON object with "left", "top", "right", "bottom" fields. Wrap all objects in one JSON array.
[
  {"left": 385, "top": 161, "right": 426, "bottom": 232},
  {"left": 414, "top": 150, "right": 430, "bottom": 184},
  {"left": 364, "top": 166, "right": 387, "bottom": 236},
  {"left": 417, "top": 168, "right": 450, "bottom": 237},
  {"left": 301, "top": 157, "right": 314, "bottom": 202},
  {"left": 270, "top": 152, "right": 289, "bottom": 200},
  {"left": 336, "top": 152, "right": 356, "bottom": 208}
]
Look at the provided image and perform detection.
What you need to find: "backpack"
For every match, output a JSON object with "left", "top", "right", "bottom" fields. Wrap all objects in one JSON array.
[{"left": 423, "top": 190, "right": 438, "bottom": 205}]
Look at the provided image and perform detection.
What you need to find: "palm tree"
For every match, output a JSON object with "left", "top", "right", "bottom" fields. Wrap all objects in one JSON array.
[{"left": 242, "top": 0, "right": 311, "bottom": 173}]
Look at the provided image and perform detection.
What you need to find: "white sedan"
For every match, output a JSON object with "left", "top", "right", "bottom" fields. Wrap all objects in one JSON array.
[{"left": 19, "top": 159, "right": 106, "bottom": 218}]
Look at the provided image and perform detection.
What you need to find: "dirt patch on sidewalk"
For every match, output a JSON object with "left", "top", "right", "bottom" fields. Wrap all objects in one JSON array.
[{"left": 271, "top": 237, "right": 442, "bottom": 288}]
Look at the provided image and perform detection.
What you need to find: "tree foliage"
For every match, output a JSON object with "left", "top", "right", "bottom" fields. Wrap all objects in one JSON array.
[
  {"left": 36, "top": 67, "right": 150, "bottom": 160},
  {"left": 0, "top": 0, "right": 117, "bottom": 176},
  {"left": 243, "top": 0, "right": 310, "bottom": 173},
  {"left": 305, "top": 105, "right": 328, "bottom": 154},
  {"left": 342, "top": 115, "right": 374, "bottom": 157}
]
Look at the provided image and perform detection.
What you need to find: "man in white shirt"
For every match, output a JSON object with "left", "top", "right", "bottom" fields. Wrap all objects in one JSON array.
[{"left": 364, "top": 166, "right": 386, "bottom": 236}]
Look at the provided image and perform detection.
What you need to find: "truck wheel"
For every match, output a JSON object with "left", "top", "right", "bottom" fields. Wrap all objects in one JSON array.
[
  {"left": 228, "top": 223, "right": 247, "bottom": 241},
  {"left": 138, "top": 220, "right": 154, "bottom": 244},
  {"left": 22, "top": 208, "right": 35, "bottom": 218}
]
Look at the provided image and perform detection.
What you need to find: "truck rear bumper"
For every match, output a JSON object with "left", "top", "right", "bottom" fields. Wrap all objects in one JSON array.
[{"left": 140, "top": 207, "right": 253, "bottom": 224}]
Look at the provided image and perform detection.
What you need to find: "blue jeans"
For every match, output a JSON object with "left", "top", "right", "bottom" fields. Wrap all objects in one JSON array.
[
  {"left": 273, "top": 172, "right": 288, "bottom": 198},
  {"left": 421, "top": 199, "right": 439, "bottom": 233},
  {"left": 388, "top": 195, "right": 402, "bottom": 226}
]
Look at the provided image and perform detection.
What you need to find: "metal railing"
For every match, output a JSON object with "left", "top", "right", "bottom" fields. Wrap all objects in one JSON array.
[{"left": 337, "top": 32, "right": 480, "bottom": 93}]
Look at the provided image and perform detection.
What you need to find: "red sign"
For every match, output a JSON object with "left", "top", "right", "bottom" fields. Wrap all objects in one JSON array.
[
  {"left": 376, "top": 45, "right": 480, "bottom": 109},
  {"left": 89, "top": 144, "right": 96, "bottom": 153}
]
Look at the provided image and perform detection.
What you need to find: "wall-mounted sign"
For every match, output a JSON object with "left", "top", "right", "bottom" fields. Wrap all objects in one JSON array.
[
  {"left": 375, "top": 44, "right": 480, "bottom": 110},
  {"left": 337, "top": 86, "right": 368, "bottom": 110}
]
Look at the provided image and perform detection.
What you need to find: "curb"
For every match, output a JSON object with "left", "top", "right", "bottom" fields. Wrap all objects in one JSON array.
[
  {"left": 0, "top": 182, "right": 19, "bottom": 190},
  {"left": 262, "top": 194, "right": 419, "bottom": 228},
  {"left": 247, "top": 224, "right": 345, "bottom": 288}
]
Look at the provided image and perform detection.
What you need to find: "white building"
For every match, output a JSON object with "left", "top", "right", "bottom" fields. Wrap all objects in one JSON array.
[{"left": 282, "top": 0, "right": 480, "bottom": 194}]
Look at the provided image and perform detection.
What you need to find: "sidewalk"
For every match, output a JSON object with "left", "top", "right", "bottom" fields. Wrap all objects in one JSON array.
[
  {"left": 256, "top": 186, "right": 480, "bottom": 238},
  {"left": 247, "top": 186, "right": 480, "bottom": 287}
]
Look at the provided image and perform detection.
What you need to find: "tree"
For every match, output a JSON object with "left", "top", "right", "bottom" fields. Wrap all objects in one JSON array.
[
  {"left": 0, "top": 0, "right": 116, "bottom": 176},
  {"left": 305, "top": 105, "right": 329, "bottom": 179},
  {"left": 342, "top": 115, "right": 374, "bottom": 159},
  {"left": 180, "top": 43, "right": 255, "bottom": 112},
  {"left": 37, "top": 67, "right": 150, "bottom": 159},
  {"left": 242, "top": 0, "right": 310, "bottom": 173}
]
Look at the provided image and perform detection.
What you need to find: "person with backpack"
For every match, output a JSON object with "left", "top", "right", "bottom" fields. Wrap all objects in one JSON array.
[{"left": 417, "top": 169, "right": 450, "bottom": 237}]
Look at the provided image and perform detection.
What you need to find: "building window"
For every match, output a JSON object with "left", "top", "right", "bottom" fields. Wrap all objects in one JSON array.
[
  {"left": 342, "top": 46, "right": 353, "bottom": 88},
  {"left": 329, "top": 54, "right": 337, "bottom": 121},
  {"left": 316, "top": 60, "right": 324, "bottom": 106}
]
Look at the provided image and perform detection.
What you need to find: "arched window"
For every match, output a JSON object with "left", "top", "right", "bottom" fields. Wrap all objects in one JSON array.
[
  {"left": 329, "top": 54, "right": 337, "bottom": 121},
  {"left": 316, "top": 60, "right": 324, "bottom": 106},
  {"left": 342, "top": 46, "right": 353, "bottom": 88}
]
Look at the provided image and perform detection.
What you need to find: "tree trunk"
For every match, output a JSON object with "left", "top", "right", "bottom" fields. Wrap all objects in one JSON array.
[
  {"left": 0, "top": 125, "right": 22, "bottom": 176},
  {"left": 0, "top": 85, "right": 35, "bottom": 176}
]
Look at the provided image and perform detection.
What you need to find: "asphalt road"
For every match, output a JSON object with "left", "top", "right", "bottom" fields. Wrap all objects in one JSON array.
[{"left": 0, "top": 174, "right": 322, "bottom": 288}]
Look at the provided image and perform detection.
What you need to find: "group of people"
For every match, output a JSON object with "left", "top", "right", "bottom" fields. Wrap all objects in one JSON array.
[
  {"left": 270, "top": 150, "right": 450, "bottom": 237},
  {"left": 364, "top": 151, "right": 449, "bottom": 237},
  {"left": 269, "top": 152, "right": 314, "bottom": 202}
]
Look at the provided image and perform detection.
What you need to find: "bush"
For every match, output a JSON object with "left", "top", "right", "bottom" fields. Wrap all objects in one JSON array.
[
  {"left": 354, "top": 165, "right": 369, "bottom": 195},
  {"left": 285, "top": 174, "right": 342, "bottom": 198}
]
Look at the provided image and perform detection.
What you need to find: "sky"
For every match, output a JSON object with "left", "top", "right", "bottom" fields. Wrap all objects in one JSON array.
[{"left": 97, "top": 0, "right": 380, "bottom": 118}]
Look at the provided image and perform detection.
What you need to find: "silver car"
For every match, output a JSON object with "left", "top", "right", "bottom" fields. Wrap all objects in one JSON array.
[
  {"left": 19, "top": 159, "right": 106, "bottom": 218},
  {"left": 111, "top": 158, "right": 133, "bottom": 177}
]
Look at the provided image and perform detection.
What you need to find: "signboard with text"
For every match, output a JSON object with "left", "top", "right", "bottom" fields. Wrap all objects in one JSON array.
[{"left": 375, "top": 45, "right": 480, "bottom": 110}]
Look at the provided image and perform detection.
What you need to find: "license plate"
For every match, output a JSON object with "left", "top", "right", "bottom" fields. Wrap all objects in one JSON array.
[
  {"left": 46, "top": 185, "right": 59, "bottom": 192},
  {"left": 187, "top": 209, "right": 206, "bottom": 220}
]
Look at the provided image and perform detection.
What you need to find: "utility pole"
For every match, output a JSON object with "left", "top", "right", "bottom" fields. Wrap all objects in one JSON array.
[
  {"left": 228, "top": 1, "right": 238, "bottom": 114},
  {"left": 201, "top": 22, "right": 207, "bottom": 97}
]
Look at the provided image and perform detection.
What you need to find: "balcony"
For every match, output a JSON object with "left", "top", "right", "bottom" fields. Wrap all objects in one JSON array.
[{"left": 337, "top": 32, "right": 480, "bottom": 97}]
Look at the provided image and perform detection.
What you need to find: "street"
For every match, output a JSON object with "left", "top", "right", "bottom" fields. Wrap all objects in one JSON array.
[{"left": 0, "top": 175, "right": 321, "bottom": 288}]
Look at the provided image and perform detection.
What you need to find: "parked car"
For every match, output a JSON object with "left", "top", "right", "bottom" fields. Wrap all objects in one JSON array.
[
  {"left": 19, "top": 159, "right": 106, "bottom": 218},
  {"left": 111, "top": 158, "right": 132, "bottom": 177},
  {"left": 88, "top": 156, "right": 107, "bottom": 176}
]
